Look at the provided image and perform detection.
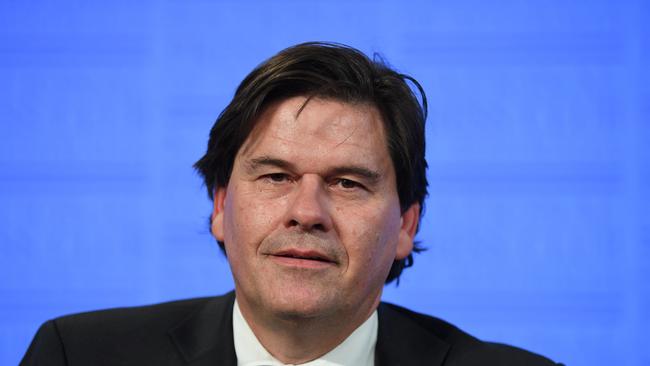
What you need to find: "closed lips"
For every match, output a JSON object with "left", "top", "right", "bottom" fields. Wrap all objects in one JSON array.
[{"left": 272, "top": 250, "right": 335, "bottom": 263}]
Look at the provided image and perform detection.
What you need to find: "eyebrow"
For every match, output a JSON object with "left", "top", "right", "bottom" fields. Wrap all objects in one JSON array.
[
  {"left": 245, "top": 156, "right": 381, "bottom": 184},
  {"left": 328, "top": 166, "right": 380, "bottom": 184},
  {"left": 245, "top": 156, "right": 296, "bottom": 174}
]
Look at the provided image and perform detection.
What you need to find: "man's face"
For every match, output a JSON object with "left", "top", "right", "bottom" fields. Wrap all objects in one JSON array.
[{"left": 212, "top": 96, "right": 419, "bottom": 322}]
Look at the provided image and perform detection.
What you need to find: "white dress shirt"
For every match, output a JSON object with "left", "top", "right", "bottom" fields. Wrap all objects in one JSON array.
[{"left": 233, "top": 300, "right": 377, "bottom": 366}]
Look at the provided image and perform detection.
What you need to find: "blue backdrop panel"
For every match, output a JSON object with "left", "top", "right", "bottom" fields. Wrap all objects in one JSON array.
[{"left": 1, "top": 1, "right": 648, "bottom": 365}]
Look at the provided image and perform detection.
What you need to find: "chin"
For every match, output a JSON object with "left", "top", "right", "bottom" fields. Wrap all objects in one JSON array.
[{"left": 267, "top": 292, "right": 338, "bottom": 320}]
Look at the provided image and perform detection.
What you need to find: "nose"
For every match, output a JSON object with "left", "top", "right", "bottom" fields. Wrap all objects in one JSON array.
[{"left": 284, "top": 174, "right": 333, "bottom": 232}]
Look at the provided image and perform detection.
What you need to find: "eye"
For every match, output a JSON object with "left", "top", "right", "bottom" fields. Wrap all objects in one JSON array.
[
  {"left": 263, "top": 173, "right": 291, "bottom": 183},
  {"left": 335, "top": 178, "right": 363, "bottom": 190}
]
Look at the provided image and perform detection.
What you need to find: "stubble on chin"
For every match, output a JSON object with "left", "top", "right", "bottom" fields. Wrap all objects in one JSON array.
[{"left": 258, "top": 261, "right": 343, "bottom": 318}]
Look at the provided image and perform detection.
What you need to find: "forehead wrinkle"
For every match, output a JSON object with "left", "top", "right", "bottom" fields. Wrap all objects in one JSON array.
[
  {"left": 332, "top": 124, "right": 360, "bottom": 148},
  {"left": 296, "top": 98, "right": 376, "bottom": 134},
  {"left": 266, "top": 121, "right": 369, "bottom": 154}
]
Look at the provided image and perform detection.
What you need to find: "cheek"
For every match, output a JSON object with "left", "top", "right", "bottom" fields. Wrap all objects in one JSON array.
[
  {"left": 223, "top": 189, "right": 286, "bottom": 253},
  {"left": 344, "top": 205, "right": 402, "bottom": 269}
]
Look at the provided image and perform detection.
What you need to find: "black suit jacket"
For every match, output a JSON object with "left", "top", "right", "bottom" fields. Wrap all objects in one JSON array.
[{"left": 21, "top": 292, "right": 562, "bottom": 366}]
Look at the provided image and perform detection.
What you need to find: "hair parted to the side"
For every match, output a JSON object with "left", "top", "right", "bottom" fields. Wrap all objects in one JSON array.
[{"left": 194, "top": 41, "right": 428, "bottom": 284}]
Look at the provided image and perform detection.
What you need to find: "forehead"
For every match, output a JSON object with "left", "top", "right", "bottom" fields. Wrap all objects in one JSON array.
[{"left": 238, "top": 97, "right": 392, "bottom": 171}]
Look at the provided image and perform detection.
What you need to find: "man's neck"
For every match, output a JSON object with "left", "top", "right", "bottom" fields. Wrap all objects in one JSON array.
[{"left": 235, "top": 292, "right": 381, "bottom": 364}]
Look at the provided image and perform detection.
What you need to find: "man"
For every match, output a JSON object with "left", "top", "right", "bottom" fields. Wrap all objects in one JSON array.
[{"left": 21, "top": 42, "right": 562, "bottom": 365}]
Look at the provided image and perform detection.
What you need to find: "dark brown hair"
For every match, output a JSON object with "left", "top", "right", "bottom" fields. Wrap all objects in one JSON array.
[{"left": 194, "top": 41, "right": 428, "bottom": 284}]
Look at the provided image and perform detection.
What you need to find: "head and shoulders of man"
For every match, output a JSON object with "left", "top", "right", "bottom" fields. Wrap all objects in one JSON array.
[{"left": 29, "top": 42, "right": 561, "bottom": 366}]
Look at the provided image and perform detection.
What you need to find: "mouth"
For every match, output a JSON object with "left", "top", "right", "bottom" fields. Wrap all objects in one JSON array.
[{"left": 269, "top": 249, "right": 337, "bottom": 268}]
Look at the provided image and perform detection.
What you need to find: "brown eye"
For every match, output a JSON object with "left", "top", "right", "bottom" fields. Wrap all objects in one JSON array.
[
  {"left": 337, "top": 178, "right": 360, "bottom": 189},
  {"left": 264, "top": 173, "right": 290, "bottom": 183}
]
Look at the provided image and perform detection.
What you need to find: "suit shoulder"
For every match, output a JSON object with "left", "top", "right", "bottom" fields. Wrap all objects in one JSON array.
[
  {"left": 54, "top": 296, "right": 214, "bottom": 333},
  {"left": 22, "top": 294, "right": 235, "bottom": 366},
  {"left": 378, "top": 302, "right": 562, "bottom": 366},
  {"left": 51, "top": 293, "right": 234, "bottom": 358},
  {"left": 379, "top": 302, "right": 482, "bottom": 350},
  {"left": 453, "top": 342, "right": 563, "bottom": 366}
]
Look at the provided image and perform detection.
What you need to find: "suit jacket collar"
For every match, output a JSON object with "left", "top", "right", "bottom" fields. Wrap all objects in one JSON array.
[
  {"left": 169, "top": 291, "right": 237, "bottom": 366},
  {"left": 375, "top": 302, "right": 450, "bottom": 366},
  {"left": 168, "top": 292, "right": 450, "bottom": 366}
]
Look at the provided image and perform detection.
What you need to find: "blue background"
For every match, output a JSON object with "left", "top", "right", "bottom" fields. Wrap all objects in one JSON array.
[{"left": 1, "top": 1, "right": 648, "bottom": 365}]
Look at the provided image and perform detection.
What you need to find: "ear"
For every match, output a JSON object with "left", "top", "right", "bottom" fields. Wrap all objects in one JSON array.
[
  {"left": 395, "top": 203, "right": 420, "bottom": 260},
  {"left": 211, "top": 187, "right": 227, "bottom": 242}
]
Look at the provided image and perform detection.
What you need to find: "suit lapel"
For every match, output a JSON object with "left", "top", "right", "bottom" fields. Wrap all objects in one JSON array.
[
  {"left": 375, "top": 302, "right": 450, "bottom": 366},
  {"left": 167, "top": 293, "right": 449, "bottom": 366},
  {"left": 169, "top": 291, "right": 237, "bottom": 366}
]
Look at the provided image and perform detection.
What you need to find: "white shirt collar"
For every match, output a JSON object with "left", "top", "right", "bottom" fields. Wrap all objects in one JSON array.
[{"left": 233, "top": 299, "right": 377, "bottom": 366}]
